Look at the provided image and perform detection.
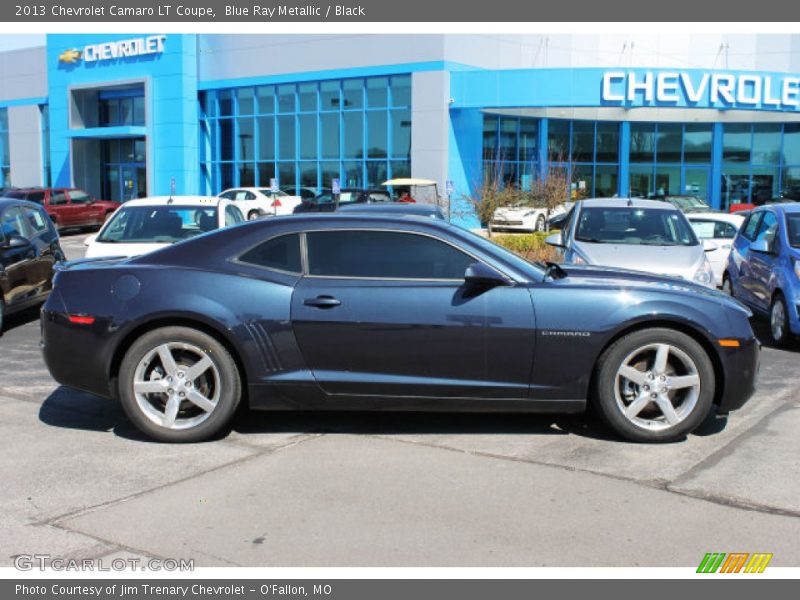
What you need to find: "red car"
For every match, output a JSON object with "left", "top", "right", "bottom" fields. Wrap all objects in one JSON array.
[{"left": 4, "top": 188, "right": 120, "bottom": 231}]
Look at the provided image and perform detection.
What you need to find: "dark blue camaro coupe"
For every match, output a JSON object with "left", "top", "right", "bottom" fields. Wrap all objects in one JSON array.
[{"left": 41, "top": 214, "right": 758, "bottom": 443}]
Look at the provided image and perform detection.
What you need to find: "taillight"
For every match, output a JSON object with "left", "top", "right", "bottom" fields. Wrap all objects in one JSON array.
[
  {"left": 67, "top": 315, "right": 95, "bottom": 325},
  {"left": 271, "top": 199, "right": 282, "bottom": 208}
]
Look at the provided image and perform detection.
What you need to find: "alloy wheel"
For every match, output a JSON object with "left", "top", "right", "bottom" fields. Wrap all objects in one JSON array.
[
  {"left": 771, "top": 300, "right": 787, "bottom": 343},
  {"left": 613, "top": 343, "right": 701, "bottom": 431},
  {"left": 132, "top": 342, "right": 220, "bottom": 430}
]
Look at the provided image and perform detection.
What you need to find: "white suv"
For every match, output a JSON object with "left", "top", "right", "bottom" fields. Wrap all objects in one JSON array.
[
  {"left": 218, "top": 187, "right": 303, "bottom": 220},
  {"left": 84, "top": 196, "right": 244, "bottom": 258}
]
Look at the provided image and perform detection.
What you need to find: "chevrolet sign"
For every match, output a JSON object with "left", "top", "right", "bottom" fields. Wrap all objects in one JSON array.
[
  {"left": 58, "top": 35, "right": 166, "bottom": 64},
  {"left": 602, "top": 70, "right": 800, "bottom": 109}
]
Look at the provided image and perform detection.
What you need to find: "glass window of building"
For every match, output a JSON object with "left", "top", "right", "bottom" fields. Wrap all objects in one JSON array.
[
  {"left": 595, "top": 122, "right": 619, "bottom": 163},
  {"left": 683, "top": 124, "right": 712, "bottom": 163},
  {"left": 200, "top": 75, "right": 410, "bottom": 193},
  {"left": 723, "top": 124, "right": 751, "bottom": 162},
  {"left": 0, "top": 108, "right": 9, "bottom": 187},
  {"left": 630, "top": 123, "right": 655, "bottom": 162}
]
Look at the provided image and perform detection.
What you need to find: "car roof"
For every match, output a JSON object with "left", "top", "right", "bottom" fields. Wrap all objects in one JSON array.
[
  {"left": 686, "top": 212, "right": 744, "bottom": 222},
  {"left": 0, "top": 197, "right": 48, "bottom": 210},
  {"left": 118, "top": 196, "right": 223, "bottom": 207},
  {"left": 579, "top": 197, "right": 676, "bottom": 210},
  {"left": 760, "top": 202, "right": 800, "bottom": 214}
]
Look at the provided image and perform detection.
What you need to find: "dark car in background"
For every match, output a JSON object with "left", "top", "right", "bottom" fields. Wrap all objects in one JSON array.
[
  {"left": 293, "top": 188, "right": 392, "bottom": 213},
  {"left": 4, "top": 188, "right": 120, "bottom": 231},
  {"left": 42, "top": 214, "right": 757, "bottom": 444},
  {"left": 0, "top": 198, "right": 64, "bottom": 332}
]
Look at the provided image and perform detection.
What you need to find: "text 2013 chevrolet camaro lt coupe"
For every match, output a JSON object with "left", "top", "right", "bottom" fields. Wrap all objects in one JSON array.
[{"left": 41, "top": 215, "right": 759, "bottom": 443}]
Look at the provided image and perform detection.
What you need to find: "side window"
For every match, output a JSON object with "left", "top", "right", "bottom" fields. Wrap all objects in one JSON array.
[
  {"left": 755, "top": 212, "right": 778, "bottom": 245},
  {"left": 219, "top": 191, "right": 235, "bottom": 200},
  {"left": 26, "top": 191, "right": 46, "bottom": 205},
  {"left": 690, "top": 219, "right": 714, "bottom": 239},
  {"left": 50, "top": 191, "right": 68, "bottom": 206},
  {"left": 245, "top": 192, "right": 256, "bottom": 200},
  {"left": 306, "top": 231, "right": 475, "bottom": 279},
  {"left": 239, "top": 233, "right": 302, "bottom": 273},
  {"left": 741, "top": 213, "right": 762, "bottom": 241},
  {"left": 68, "top": 190, "right": 92, "bottom": 204},
  {"left": 233, "top": 191, "right": 250, "bottom": 201},
  {"left": 715, "top": 222, "right": 739, "bottom": 239},
  {"left": 225, "top": 205, "right": 244, "bottom": 226},
  {"left": 1, "top": 207, "right": 30, "bottom": 240},
  {"left": 24, "top": 206, "right": 49, "bottom": 236}
]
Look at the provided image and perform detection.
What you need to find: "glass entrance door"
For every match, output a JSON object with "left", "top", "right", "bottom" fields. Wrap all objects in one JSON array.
[
  {"left": 683, "top": 166, "right": 710, "bottom": 201},
  {"left": 101, "top": 138, "right": 146, "bottom": 201}
]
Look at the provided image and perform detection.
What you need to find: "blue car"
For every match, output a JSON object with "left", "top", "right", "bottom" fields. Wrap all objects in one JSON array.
[
  {"left": 723, "top": 203, "right": 800, "bottom": 346},
  {"left": 41, "top": 214, "right": 758, "bottom": 443}
]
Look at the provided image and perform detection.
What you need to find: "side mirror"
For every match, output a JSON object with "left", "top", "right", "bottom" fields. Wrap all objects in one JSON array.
[
  {"left": 84, "top": 234, "right": 97, "bottom": 246},
  {"left": 749, "top": 239, "right": 772, "bottom": 253},
  {"left": 545, "top": 233, "right": 564, "bottom": 248},
  {"left": 1, "top": 234, "right": 30, "bottom": 249},
  {"left": 464, "top": 262, "right": 508, "bottom": 287},
  {"left": 702, "top": 239, "right": 719, "bottom": 252}
]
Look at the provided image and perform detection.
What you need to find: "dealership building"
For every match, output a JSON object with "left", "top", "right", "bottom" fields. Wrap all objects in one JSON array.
[{"left": 2, "top": 33, "right": 800, "bottom": 226}]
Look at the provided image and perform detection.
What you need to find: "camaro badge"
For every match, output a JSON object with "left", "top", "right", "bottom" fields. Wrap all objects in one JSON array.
[
  {"left": 541, "top": 330, "right": 591, "bottom": 337},
  {"left": 58, "top": 49, "right": 82, "bottom": 64}
]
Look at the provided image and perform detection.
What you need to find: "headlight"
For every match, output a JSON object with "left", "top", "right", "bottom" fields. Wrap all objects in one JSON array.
[{"left": 693, "top": 259, "right": 715, "bottom": 287}]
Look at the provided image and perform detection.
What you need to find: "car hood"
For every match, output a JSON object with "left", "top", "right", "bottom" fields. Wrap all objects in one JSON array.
[
  {"left": 555, "top": 263, "right": 751, "bottom": 315},
  {"left": 574, "top": 241, "right": 704, "bottom": 279},
  {"left": 494, "top": 207, "right": 541, "bottom": 218}
]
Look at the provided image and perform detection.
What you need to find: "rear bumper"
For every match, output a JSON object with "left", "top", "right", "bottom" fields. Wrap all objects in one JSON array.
[
  {"left": 717, "top": 336, "right": 760, "bottom": 414},
  {"left": 41, "top": 300, "right": 115, "bottom": 399}
]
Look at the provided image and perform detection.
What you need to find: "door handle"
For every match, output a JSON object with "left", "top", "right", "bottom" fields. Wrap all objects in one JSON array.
[{"left": 304, "top": 295, "right": 342, "bottom": 308}]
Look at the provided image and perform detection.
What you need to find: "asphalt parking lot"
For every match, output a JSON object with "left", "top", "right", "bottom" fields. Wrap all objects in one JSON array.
[{"left": 1, "top": 232, "right": 799, "bottom": 568}]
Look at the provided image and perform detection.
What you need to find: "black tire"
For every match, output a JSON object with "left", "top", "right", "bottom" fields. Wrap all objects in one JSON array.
[
  {"left": 535, "top": 214, "right": 546, "bottom": 232},
  {"left": 769, "top": 293, "right": 793, "bottom": 348},
  {"left": 247, "top": 210, "right": 262, "bottom": 221},
  {"left": 721, "top": 274, "right": 733, "bottom": 297},
  {"left": 118, "top": 326, "right": 241, "bottom": 442},
  {"left": 0, "top": 299, "right": 5, "bottom": 336},
  {"left": 594, "top": 328, "right": 715, "bottom": 443}
]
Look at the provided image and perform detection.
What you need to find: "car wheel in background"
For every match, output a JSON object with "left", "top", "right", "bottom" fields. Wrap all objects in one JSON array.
[
  {"left": 535, "top": 214, "right": 546, "bottom": 232},
  {"left": 248, "top": 210, "right": 264, "bottom": 221},
  {"left": 721, "top": 274, "right": 734, "bottom": 297},
  {"left": 0, "top": 299, "right": 4, "bottom": 335},
  {"left": 118, "top": 326, "right": 242, "bottom": 442},
  {"left": 769, "top": 293, "right": 792, "bottom": 347},
  {"left": 594, "top": 328, "right": 715, "bottom": 443}
]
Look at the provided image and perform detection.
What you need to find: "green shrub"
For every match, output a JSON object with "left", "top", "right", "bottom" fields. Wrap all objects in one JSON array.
[{"left": 490, "top": 231, "right": 562, "bottom": 263}]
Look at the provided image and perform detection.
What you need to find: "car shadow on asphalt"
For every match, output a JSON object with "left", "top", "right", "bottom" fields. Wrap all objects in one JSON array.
[
  {"left": 0, "top": 304, "right": 42, "bottom": 335},
  {"left": 37, "top": 384, "right": 729, "bottom": 445}
]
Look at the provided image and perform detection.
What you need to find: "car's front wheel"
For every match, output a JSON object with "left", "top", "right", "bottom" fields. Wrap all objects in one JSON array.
[
  {"left": 118, "top": 326, "right": 241, "bottom": 442},
  {"left": 535, "top": 214, "right": 546, "bottom": 232},
  {"left": 769, "top": 293, "right": 792, "bottom": 347},
  {"left": 594, "top": 328, "right": 715, "bottom": 443},
  {"left": 247, "top": 210, "right": 262, "bottom": 221}
]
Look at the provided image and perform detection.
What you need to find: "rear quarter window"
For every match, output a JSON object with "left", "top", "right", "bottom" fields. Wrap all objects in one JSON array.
[{"left": 238, "top": 233, "right": 302, "bottom": 274}]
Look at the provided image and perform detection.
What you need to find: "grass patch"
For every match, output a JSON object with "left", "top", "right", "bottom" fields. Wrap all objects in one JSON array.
[{"left": 490, "top": 232, "right": 562, "bottom": 263}]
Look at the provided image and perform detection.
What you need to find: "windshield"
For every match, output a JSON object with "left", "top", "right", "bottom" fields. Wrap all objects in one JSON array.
[
  {"left": 668, "top": 196, "right": 708, "bottom": 210},
  {"left": 97, "top": 205, "right": 219, "bottom": 243},
  {"left": 788, "top": 214, "right": 800, "bottom": 248},
  {"left": 575, "top": 206, "right": 698, "bottom": 246}
]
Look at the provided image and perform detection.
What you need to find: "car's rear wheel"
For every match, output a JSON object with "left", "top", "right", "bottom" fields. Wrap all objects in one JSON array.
[
  {"left": 118, "top": 326, "right": 241, "bottom": 442},
  {"left": 535, "top": 214, "right": 546, "bottom": 232},
  {"left": 594, "top": 328, "right": 715, "bottom": 443},
  {"left": 769, "top": 293, "right": 792, "bottom": 347},
  {"left": 247, "top": 210, "right": 262, "bottom": 221}
]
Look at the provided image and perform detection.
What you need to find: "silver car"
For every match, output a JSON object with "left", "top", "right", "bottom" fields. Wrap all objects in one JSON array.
[{"left": 546, "top": 198, "right": 716, "bottom": 287}]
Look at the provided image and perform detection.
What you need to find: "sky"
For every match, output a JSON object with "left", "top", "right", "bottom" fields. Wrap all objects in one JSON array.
[{"left": 0, "top": 34, "right": 46, "bottom": 52}]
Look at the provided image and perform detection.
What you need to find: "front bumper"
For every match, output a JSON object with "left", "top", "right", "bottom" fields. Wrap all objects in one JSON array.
[{"left": 717, "top": 336, "right": 760, "bottom": 414}]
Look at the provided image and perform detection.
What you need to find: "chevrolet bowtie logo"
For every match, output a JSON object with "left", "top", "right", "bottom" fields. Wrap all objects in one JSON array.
[{"left": 58, "top": 49, "right": 82, "bottom": 64}]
